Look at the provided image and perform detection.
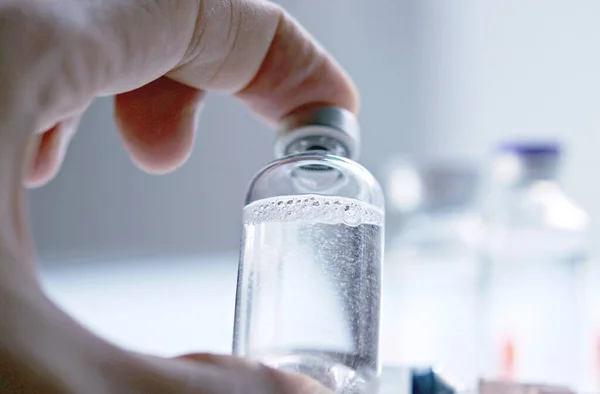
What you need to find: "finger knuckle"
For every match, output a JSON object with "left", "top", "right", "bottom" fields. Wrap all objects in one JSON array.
[
  {"left": 0, "top": 4, "right": 56, "bottom": 105},
  {"left": 0, "top": 3, "right": 90, "bottom": 116},
  {"left": 0, "top": 4, "right": 58, "bottom": 75}
]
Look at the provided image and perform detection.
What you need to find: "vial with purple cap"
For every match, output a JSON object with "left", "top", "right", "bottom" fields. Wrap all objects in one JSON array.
[{"left": 482, "top": 141, "right": 590, "bottom": 389}]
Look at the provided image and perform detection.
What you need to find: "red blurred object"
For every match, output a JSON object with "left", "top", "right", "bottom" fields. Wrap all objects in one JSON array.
[{"left": 501, "top": 336, "right": 516, "bottom": 380}]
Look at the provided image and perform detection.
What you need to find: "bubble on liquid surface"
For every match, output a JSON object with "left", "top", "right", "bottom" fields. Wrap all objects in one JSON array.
[
  {"left": 342, "top": 204, "right": 361, "bottom": 227},
  {"left": 243, "top": 194, "right": 383, "bottom": 226}
]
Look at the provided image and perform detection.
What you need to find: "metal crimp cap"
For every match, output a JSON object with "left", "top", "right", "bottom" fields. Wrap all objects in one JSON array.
[{"left": 274, "top": 106, "right": 361, "bottom": 161}]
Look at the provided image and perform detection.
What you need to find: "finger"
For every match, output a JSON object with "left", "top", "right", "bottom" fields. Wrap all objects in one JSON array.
[
  {"left": 0, "top": 114, "right": 41, "bottom": 277},
  {"left": 178, "top": 354, "right": 330, "bottom": 393},
  {"left": 24, "top": 116, "right": 81, "bottom": 188},
  {"left": 5, "top": 1, "right": 356, "bottom": 124},
  {"left": 113, "top": 77, "right": 205, "bottom": 174},
  {"left": 165, "top": 1, "right": 359, "bottom": 122},
  {"left": 137, "top": 353, "right": 331, "bottom": 394},
  {"left": 2, "top": 0, "right": 358, "bottom": 184},
  {"left": 234, "top": 12, "right": 359, "bottom": 123},
  {"left": 107, "top": 0, "right": 356, "bottom": 171},
  {"left": 64, "top": 0, "right": 283, "bottom": 97}
]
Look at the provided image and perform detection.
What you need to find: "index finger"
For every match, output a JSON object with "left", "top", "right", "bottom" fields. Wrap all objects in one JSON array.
[
  {"left": 0, "top": 0, "right": 359, "bottom": 181},
  {"left": 7, "top": 0, "right": 358, "bottom": 124},
  {"left": 97, "top": 0, "right": 358, "bottom": 170},
  {"left": 234, "top": 9, "right": 359, "bottom": 122},
  {"left": 121, "top": 0, "right": 359, "bottom": 122}
]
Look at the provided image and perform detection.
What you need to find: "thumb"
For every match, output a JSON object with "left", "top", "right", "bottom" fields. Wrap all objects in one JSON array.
[
  {"left": 133, "top": 352, "right": 332, "bottom": 394},
  {"left": 177, "top": 354, "right": 332, "bottom": 394}
]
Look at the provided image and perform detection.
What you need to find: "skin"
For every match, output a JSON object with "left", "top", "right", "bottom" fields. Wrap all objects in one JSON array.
[{"left": 0, "top": 0, "right": 358, "bottom": 393}]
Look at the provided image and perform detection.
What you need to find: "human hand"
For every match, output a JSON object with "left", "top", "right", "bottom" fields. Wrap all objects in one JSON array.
[{"left": 0, "top": 0, "right": 357, "bottom": 392}]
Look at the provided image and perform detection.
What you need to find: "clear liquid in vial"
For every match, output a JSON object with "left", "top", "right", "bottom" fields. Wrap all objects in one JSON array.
[{"left": 234, "top": 194, "right": 384, "bottom": 393}]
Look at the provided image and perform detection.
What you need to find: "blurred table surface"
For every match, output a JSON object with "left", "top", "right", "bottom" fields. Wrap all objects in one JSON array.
[
  {"left": 39, "top": 252, "right": 600, "bottom": 393},
  {"left": 40, "top": 253, "right": 239, "bottom": 357}
]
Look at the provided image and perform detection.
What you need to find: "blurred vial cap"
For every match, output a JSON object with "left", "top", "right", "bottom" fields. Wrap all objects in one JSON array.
[
  {"left": 492, "top": 140, "right": 562, "bottom": 184},
  {"left": 384, "top": 157, "right": 481, "bottom": 214}
]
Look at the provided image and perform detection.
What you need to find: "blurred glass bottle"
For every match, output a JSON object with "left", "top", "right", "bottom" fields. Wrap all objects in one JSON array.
[
  {"left": 382, "top": 158, "right": 485, "bottom": 390},
  {"left": 582, "top": 247, "right": 600, "bottom": 392},
  {"left": 481, "top": 142, "right": 590, "bottom": 389},
  {"left": 232, "top": 107, "right": 385, "bottom": 393}
]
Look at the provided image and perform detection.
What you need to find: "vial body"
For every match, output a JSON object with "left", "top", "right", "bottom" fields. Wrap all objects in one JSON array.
[{"left": 233, "top": 153, "right": 385, "bottom": 393}]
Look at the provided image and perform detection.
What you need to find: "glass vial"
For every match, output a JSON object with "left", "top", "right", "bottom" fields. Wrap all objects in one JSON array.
[
  {"left": 383, "top": 159, "right": 485, "bottom": 391},
  {"left": 481, "top": 142, "right": 590, "bottom": 389},
  {"left": 232, "top": 107, "right": 385, "bottom": 393}
]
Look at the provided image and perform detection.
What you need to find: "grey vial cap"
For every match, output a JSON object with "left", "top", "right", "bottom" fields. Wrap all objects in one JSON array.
[{"left": 274, "top": 106, "right": 361, "bottom": 161}]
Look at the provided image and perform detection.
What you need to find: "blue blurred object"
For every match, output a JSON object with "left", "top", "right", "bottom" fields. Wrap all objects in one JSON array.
[
  {"left": 411, "top": 368, "right": 456, "bottom": 394},
  {"left": 378, "top": 366, "right": 457, "bottom": 394}
]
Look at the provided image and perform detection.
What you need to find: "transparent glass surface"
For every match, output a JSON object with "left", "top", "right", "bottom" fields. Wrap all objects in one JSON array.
[
  {"left": 233, "top": 153, "right": 385, "bottom": 393},
  {"left": 383, "top": 161, "right": 485, "bottom": 391},
  {"left": 482, "top": 151, "right": 591, "bottom": 390}
]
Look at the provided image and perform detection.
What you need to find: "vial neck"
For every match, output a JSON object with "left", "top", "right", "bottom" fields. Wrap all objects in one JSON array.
[
  {"left": 493, "top": 153, "right": 560, "bottom": 189},
  {"left": 514, "top": 156, "right": 559, "bottom": 188},
  {"left": 274, "top": 106, "right": 360, "bottom": 160},
  {"left": 284, "top": 135, "right": 349, "bottom": 158},
  {"left": 420, "top": 165, "right": 479, "bottom": 213}
]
